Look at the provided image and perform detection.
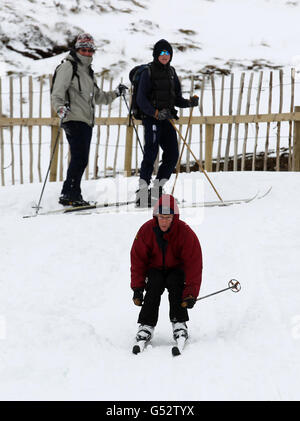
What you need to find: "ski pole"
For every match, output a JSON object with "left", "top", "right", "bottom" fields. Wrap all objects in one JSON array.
[
  {"left": 33, "top": 118, "right": 63, "bottom": 216},
  {"left": 122, "top": 93, "right": 144, "bottom": 154},
  {"left": 196, "top": 279, "right": 241, "bottom": 303},
  {"left": 171, "top": 106, "right": 194, "bottom": 196},
  {"left": 169, "top": 118, "right": 223, "bottom": 202}
]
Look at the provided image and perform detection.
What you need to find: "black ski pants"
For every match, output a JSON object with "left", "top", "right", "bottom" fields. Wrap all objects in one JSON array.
[
  {"left": 140, "top": 117, "right": 179, "bottom": 185},
  {"left": 61, "top": 121, "right": 92, "bottom": 198},
  {"left": 138, "top": 267, "right": 188, "bottom": 327}
]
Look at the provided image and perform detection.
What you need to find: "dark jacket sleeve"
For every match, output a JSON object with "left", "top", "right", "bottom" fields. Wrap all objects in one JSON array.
[
  {"left": 130, "top": 224, "right": 151, "bottom": 290},
  {"left": 174, "top": 71, "right": 191, "bottom": 108},
  {"left": 136, "top": 69, "right": 156, "bottom": 118},
  {"left": 180, "top": 225, "right": 203, "bottom": 298}
]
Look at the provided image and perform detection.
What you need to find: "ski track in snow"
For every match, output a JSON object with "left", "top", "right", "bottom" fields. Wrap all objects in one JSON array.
[{"left": 0, "top": 172, "right": 300, "bottom": 400}]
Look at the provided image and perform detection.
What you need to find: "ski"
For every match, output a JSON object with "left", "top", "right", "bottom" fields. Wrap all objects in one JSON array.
[
  {"left": 84, "top": 187, "right": 272, "bottom": 213},
  {"left": 172, "top": 336, "right": 188, "bottom": 356},
  {"left": 71, "top": 189, "right": 262, "bottom": 214},
  {"left": 182, "top": 190, "right": 258, "bottom": 208},
  {"left": 63, "top": 199, "right": 135, "bottom": 213},
  {"left": 179, "top": 187, "right": 272, "bottom": 209},
  {"left": 62, "top": 203, "right": 97, "bottom": 213},
  {"left": 84, "top": 189, "right": 268, "bottom": 215},
  {"left": 23, "top": 200, "right": 136, "bottom": 218},
  {"left": 257, "top": 186, "right": 272, "bottom": 199},
  {"left": 23, "top": 187, "right": 272, "bottom": 218}
]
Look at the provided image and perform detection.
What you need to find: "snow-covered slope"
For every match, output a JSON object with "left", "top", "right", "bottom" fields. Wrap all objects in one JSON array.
[
  {"left": 1, "top": 0, "right": 300, "bottom": 78},
  {"left": 0, "top": 172, "right": 299, "bottom": 400}
]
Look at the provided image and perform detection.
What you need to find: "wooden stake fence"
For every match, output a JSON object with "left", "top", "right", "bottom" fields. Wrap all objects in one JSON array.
[
  {"left": 264, "top": 71, "right": 273, "bottom": 171},
  {"left": 294, "top": 106, "right": 300, "bottom": 171},
  {"left": 0, "top": 69, "right": 299, "bottom": 187},
  {"left": 216, "top": 74, "right": 224, "bottom": 172},
  {"left": 242, "top": 72, "right": 254, "bottom": 171},
  {"left": 289, "top": 68, "right": 295, "bottom": 170},
  {"left": 19, "top": 76, "right": 24, "bottom": 184}
]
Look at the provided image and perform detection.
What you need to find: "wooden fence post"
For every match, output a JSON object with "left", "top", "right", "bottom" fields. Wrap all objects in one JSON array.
[
  {"left": 224, "top": 73, "right": 234, "bottom": 171},
  {"left": 49, "top": 75, "right": 59, "bottom": 182},
  {"left": 19, "top": 76, "right": 24, "bottom": 184},
  {"left": 124, "top": 122, "right": 133, "bottom": 177},
  {"left": 289, "top": 69, "right": 295, "bottom": 170},
  {"left": 9, "top": 77, "right": 15, "bottom": 185},
  {"left": 28, "top": 76, "right": 33, "bottom": 183},
  {"left": 293, "top": 106, "right": 300, "bottom": 171},
  {"left": 205, "top": 124, "right": 214, "bottom": 172},
  {"left": 49, "top": 123, "right": 60, "bottom": 182}
]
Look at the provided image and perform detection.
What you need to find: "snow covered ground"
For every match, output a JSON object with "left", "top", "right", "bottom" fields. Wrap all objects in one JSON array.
[{"left": 0, "top": 171, "right": 300, "bottom": 401}]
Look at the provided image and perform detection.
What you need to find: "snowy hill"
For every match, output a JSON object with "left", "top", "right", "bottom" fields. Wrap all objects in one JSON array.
[
  {"left": 0, "top": 171, "right": 300, "bottom": 400},
  {"left": 1, "top": 0, "right": 300, "bottom": 79}
]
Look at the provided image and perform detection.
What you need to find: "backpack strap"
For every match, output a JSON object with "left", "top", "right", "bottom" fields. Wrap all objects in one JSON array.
[
  {"left": 66, "top": 58, "right": 81, "bottom": 93},
  {"left": 88, "top": 66, "right": 99, "bottom": 90},
  {"left": 63, "top": 58, "right": 80, "bottom": 105},
  {"left": 51, "top": 57, "right": 80, "bottom": 107}
]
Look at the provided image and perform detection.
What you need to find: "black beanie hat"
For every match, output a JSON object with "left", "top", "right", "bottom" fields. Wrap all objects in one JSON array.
[{"left": 153, "top": 39, "right": 173, "bottom": 62}]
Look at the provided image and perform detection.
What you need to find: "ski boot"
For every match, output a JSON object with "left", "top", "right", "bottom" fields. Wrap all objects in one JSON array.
[
  {"left": 171, "top": 322, "right": 188, "bottom": 356},
  {"left": 59, "top": 193, "right": 90, "bottom": 207},
  {"left": 149, "top": 180, "right": 163, "bottom": 207},
  {"left": 172, "top": 322, "right": 188, "bottom": 340},
  {"left": 59, "top": 194, "right": 74, "bottom": 206},
  {"left": 71, "top": 194, "right": 91, "bottom": 207},
  {"left": 132, "top": 324, "right": 154, "bottom": 354},
  {"left": 135, "top": 179, "right": 151, "bottom": 208}
]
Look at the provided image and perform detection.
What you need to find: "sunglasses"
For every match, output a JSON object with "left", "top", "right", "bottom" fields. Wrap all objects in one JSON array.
[
  {"left": 159, "top": 50, "right": 170, "bottom": 56},
  {"left": 79, "top": 48, "right": 95, "bottom": 53}
]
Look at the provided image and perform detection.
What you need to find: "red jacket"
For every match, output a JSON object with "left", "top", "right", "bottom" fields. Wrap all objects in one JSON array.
[{"left": 130, "top": 195, "right": 203, "bottom": 299}]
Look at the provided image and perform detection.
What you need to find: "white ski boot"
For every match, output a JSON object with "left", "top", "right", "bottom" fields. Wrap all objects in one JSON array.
[
  {"left": 172, "top": 322, "right": 188, "bottom": 356},
  {"left": 132, "top": 325, "right": 154, "bottom": 354}
]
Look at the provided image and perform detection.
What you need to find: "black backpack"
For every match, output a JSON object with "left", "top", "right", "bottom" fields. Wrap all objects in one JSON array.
[{"left": 129, "top": 63, "right": 152, "bottom": 120}]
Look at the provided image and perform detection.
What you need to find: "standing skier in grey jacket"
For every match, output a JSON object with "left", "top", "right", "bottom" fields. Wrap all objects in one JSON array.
[{"left": 51, "top": 33, "right": 127, "bottom": 206}]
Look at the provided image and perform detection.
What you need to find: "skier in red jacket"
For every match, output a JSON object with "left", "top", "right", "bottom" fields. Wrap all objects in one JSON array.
[{"left": 130, "top": 194, "right": 203, "bottom": 348}]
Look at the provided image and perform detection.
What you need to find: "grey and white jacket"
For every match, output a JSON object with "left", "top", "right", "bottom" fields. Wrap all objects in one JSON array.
[{"left": 51, "top": 51, "right": 117, "bottom": 127}]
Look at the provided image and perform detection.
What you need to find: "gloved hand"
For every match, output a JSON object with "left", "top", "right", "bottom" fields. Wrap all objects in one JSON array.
[
  {"left": 57, "top": 105, "right": 69, "bottom": 119},
  {"left": 133, "top": 288, "right": 144, "bottom": 306},
  {"left": 115, "top": 83, "right": 128, "bottom": 97},
  {"left": 155, "top": 108, "right": 173, "bottom": 120},
  {"left": 188, "top": 95, "right": 199, "bottom": 107},
  {"left": 181, "top": 295, "right": 196, "bottom": 309}
]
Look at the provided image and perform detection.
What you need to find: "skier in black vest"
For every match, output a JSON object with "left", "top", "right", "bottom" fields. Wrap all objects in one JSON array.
[{"left": 135, "top": 39, "right": 199, "bottom": 208}]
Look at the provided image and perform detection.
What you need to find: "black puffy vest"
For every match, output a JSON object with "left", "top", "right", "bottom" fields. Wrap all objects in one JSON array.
[{"left": 150, "top": 62, "right": 176, "bottom": 110}]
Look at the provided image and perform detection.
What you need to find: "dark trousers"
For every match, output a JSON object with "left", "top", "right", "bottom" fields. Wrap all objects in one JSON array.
[
  {"left": 140, "top": 118, "right": 179, "bottom": 185},
  {"left": 61, "top": 121, "right": 92, "bottom": 198},
  {"left": 138, "top": 268, "right": 188, "bottom": 327}
]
